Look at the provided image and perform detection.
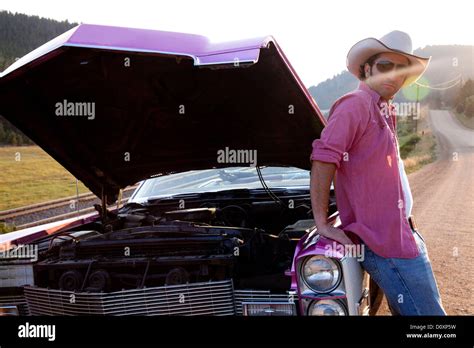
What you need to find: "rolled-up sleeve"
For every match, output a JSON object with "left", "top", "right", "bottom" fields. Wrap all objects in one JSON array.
[{"left": 310, "top": 94, "right": 369, "bottom": 168}]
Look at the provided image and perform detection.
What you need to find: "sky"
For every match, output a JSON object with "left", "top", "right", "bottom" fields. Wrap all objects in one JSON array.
[{"left": 1, "top": 0, "right": 472, "bottom": 87}]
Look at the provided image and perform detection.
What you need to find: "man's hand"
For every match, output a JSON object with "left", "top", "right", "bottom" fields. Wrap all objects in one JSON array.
[{"left": 316, "top": 224, "right": 353, "bottom": 245}]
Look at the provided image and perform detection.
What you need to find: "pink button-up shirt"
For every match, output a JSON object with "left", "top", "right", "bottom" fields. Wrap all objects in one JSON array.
[{"left": 310, "top": 81, "right": 419, "bottom": 258}]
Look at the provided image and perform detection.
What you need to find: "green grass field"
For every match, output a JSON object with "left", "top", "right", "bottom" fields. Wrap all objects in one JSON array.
[{"left": 0, "top": 146, "right": 88, "bottom": 211}]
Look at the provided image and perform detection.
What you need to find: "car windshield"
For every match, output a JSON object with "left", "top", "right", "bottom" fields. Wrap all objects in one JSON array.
[{"left": 130, "top": 166, "right": 310, "bottom": 202}]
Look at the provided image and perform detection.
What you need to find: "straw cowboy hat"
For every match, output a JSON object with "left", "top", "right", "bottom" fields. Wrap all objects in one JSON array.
[{"left": 346, "top": 30, "right": 431, "bottom": 87}]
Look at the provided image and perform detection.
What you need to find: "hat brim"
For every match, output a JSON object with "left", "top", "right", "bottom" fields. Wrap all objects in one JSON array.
[{"left": 346, "top": 37, "right": 431, "bottom": 88}]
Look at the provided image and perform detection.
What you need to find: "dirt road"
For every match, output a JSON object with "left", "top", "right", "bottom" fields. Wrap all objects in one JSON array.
[{"left": 378, "top": 109, "right": 474, "bottom": 315}]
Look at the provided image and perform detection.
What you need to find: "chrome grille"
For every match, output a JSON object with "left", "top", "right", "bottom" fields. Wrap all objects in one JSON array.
[
  {"left": 24, "top": 280, "right": 235, "bottom": 316},
  {"left": 234, "top": 289, "right": 295, "bottom": 315}
]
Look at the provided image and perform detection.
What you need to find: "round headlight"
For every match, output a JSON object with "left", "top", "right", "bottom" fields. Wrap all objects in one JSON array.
[
  {"left": 308, "top": 299, "right": 347, "bottom": 316},
  {"left": 301, "top": 255, "right": 341, "bottom": 293}
]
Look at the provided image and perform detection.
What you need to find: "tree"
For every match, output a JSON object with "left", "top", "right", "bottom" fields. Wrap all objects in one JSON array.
[
  {"left": 455, "top": 79, "right": 474, "bottom": 116},
  {"left": 464, "top": 96, "right": 474, "bottom": 119}
]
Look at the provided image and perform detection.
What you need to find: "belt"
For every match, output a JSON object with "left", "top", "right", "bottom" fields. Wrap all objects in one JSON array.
[{"left": 408, "top": 215, "right": 418, "bottom": 232}]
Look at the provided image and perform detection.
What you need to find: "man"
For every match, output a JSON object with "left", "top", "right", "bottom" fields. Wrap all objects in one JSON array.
[{"left": 310, "top": 30, "right": 446, "bottom": 315}]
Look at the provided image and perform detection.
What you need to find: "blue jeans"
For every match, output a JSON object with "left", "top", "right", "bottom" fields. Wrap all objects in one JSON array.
[{"left": 360, "top": 229, "right": 446, "bottom": 315}]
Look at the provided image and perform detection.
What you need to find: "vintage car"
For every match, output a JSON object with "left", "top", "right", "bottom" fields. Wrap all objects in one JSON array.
[{"left": 0, "top": 24, "right": 382, "bottom": 316}]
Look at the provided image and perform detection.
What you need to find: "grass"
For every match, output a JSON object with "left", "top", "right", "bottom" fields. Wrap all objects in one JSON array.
[
  {"left": 0, "top": 221, "right": 16, "bottom": 234},
  {"left": 403, "top": 144, "right": 437, "bottom": 174},
  {"left": 399, "top": 134, "right": 421, "bottom": 158},
  {"left": 0, "top": 146, "right": 89, "bottom": 211},
  {"left": 453, "top": 110, "right": 474, "bottom": 130},
  {"left": 397, "top": 107, "right": 437, "bottom": 174}
]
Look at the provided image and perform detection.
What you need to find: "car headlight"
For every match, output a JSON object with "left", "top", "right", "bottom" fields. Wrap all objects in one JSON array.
[
  {"left": 301, "top": 255, "right": 341, "bottom": 293},
  {"left": 308, "top": 299, "right": 347, "bottom": 316}
]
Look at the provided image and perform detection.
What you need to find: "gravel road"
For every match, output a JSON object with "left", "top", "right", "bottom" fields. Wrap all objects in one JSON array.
[{"left": 378, "top": 109, "right": 473, "bottom": 315}]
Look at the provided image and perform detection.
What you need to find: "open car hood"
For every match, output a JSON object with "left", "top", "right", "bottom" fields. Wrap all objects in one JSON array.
[{"left": 0, "top": 24, "right": 326, "bottom": 204}]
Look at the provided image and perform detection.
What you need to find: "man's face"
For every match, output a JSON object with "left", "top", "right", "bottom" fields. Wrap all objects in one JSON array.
[{"left": 364, "top": 52, "right": 410, "bottom": 99}]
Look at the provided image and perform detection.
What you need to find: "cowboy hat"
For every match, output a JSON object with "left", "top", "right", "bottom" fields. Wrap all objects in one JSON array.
[{"left": 346, "top": 30, "right": 431, "bottom": 87}]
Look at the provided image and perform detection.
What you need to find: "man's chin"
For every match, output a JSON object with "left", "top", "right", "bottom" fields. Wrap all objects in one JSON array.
[{"left": 381, "top": 84, "right": 400, "bottom": 98}]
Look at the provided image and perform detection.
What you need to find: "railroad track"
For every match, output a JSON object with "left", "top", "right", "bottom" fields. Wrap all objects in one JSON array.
[{"left": 0, "top": 185, "right": 138, "bottom": 230}]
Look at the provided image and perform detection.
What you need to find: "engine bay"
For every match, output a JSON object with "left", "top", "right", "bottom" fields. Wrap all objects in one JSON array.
[{"left": 31, "top": 189, "right": 337, "bottom": 293}]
